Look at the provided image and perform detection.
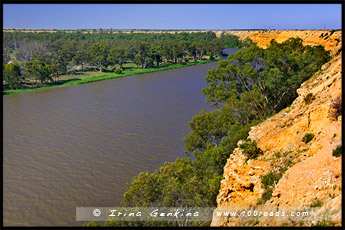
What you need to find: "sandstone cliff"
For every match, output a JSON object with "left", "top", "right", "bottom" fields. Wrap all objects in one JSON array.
[
  {"left": 223, "top": 30, "right": 341, "bottom": 56},
  {"left": 211, "top": 30, "right": 342, "bottom": 227}
]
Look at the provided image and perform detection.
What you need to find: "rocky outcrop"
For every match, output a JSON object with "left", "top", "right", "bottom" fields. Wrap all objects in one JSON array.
[
  {"left": 223, "top": 30, "right": 341, "bottom": 56},
  {"left": 211, "top": 30, "right": 342, "bottom": 227}
]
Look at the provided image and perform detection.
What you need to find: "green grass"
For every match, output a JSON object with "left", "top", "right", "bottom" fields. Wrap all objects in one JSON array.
[{"left": 3, "top": 58, "right": 221, "bottom": 96}]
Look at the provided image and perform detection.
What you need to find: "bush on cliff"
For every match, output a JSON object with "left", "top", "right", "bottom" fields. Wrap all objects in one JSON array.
[
  {"left": 332, "top": 145, "right": 342, "bottom": 157},
  {"left": 239, "top": 139, "right": 264, "bottom": 159},
  {"left": 302, "top": 133, "right": 315, "bottom": 143}
]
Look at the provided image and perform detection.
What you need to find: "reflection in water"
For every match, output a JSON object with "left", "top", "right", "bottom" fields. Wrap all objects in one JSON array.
[{"left": 4, "top": 59, "right": 233, "bottom": 226}]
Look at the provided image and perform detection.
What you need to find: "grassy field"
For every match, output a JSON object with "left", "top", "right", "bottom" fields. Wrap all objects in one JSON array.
[{"left": 3, "top": 58, "right": 221, "bottom": 96}]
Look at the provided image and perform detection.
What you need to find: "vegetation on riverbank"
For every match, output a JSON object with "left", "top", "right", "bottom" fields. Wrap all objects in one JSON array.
[
  {"left": 3, "top": 30, "right": 247, "bottom": 95},
  {"left": 3, "top": 58, "right": 220, "bottom": 96}
]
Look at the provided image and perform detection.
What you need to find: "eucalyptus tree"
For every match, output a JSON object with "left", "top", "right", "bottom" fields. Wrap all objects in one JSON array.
[
  {"left": 107, "top": 46, "right": 128, "bottom": 69},
  {"left": 88, "top": 42, "right": 109, "bottom": 72},
  {"left": 3, "top": 62, "right": 23, "bottom": 89}
]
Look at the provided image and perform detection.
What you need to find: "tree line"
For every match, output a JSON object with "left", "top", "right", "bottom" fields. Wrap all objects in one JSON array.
[
  {"left": 96, "top": 37, "right": 330, "bottom": 227},
  {"left": 3, "top": 31, "right": 247, "bottom": 89}
]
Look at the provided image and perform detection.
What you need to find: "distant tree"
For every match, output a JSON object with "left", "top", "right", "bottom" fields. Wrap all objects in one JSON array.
[
  {"left": 88, "top": 42, "right": 109, "bottom": 72},
  {"left": 151, "top": 42, "right": 164, "bottom": 67},
  {"left": 170, "top": 40, "right": 186, "bottom": 64},
  {"left": 242, "top": 37, "right": 254, "bottom": 48},
  {"left": 210, "top": 39, "right": 224, "bottom": 58},
  {"left": 188, "top": 42, "right": 198, "bottom": 61},
  {"left": 107, "top": 46, "right": 128, "bottom": 69},
  {"left": 16, "top": 40, "right": 49, "bottom": 62},
  {"left": 220, "top": 33, "right": 243, "bottom": 48},
  {"left": 24, "top": 59, "right": 53, "bottom": 85},
  {"left": 191, "top": 40, "right": 205, "bottom": 60},
  {"left": 73, "top": 50, "right": 89, "bottom": 71},
  {"left": 3, "top": 62, "right": 23, "bottom": 89},
  {"left": 134, "top": 41, "right": 150, "bottom": 69},
  {"left": 50, "top": 56, "right": 67, "bottom": 82}
]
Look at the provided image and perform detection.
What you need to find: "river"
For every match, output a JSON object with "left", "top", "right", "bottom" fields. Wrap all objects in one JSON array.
[{"left": 3, "top": 49, "right": 239, "bottom": 226}]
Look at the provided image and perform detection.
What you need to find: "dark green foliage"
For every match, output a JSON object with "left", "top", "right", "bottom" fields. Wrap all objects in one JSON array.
[
  {"left": 88, "top": 42, "right": 109, "bottom": 72},
  {"left": 3, "top": 62, "right": 22, "bottom": 89},
  {"left": 261, "top": 190, "right": 273, "bottom": 202},
  {"left": 261, "top": 172, "right": 275, "bottom": 189},
  {"left": 303, "top": 93, "right": 315, "bottom": 104},
  {"left": 239, "top": 139, "right": 263, "bottom": 159},
  {"left": 203, "top": 37, "right": 330, "bottom": 116},
  {"left": 183, "top": 110, "right": 229, "bottom": 152},
  {"left": 332, "top": 145, "right": 342, "bottom": 157},
  {"left": 219, "top": 33, "right": 243, "bottom": 48},
  {"left": 258, "top": 168, "right": 289, "bottom": 205},
  {"left": 242, "top": 37, "right": 255, "bottom": 48},
  {"left": 73, "top": 49, "right": 89, "bottom": 71},
  {"left": 107, "top": 46, "right": 128, "bottom": 68},
  {"left": 302, "top": 133, "right": 315, "bottom": 143},
  {"left": 107, "top": 157, "right": 220, "bottom": 226},
  {"left": 24, "top": 59, "right": 53, "bottom": 84},
  {"left": 220, "top": 122, "right": 252, "bottom": 153},
  {"left": 256, "top": 190, "right": 273, "bottom": 205},
  {"left": 113, "top": 68, "right": 123, "bottom": 74}
]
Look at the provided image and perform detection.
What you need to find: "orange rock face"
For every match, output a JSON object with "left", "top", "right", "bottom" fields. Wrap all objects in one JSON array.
[
  {"left": 224, "top": 30, "right": 342, "bottom": 56},
  {"left": 211, "top": 30, "right": 342, "bottom": 227}
]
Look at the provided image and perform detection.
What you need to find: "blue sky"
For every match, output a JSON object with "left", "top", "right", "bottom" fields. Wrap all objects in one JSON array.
[{"left": 3, "top": 4, "right": 342, "bottom": 30}]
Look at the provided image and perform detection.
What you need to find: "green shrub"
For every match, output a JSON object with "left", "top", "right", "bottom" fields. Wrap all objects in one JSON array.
[
  {"left": 256, "top": 189, "right": 273, "bottom": 205},
  {"left": 302, "top": 133, "right": 315, "bottom": 143},
  {"left": 262, "top": 172, "right": 275, "bottom": 189},
  {"left": 262, "top": 190, "right": 273, "bottom": 202},
  {"left": 114, "top": 68, "right": 123, "bottom": 74},
  {"left": 332, "top": 145, "right": 342, "bottom": 157},
  {"left": 303, "top": 93, "right": 315, "bottom": 104},
  {"left": 310, "top": 199, "right": 323, "bottom": 208},
  {"left": 239, "top": 139, "right": 263, "bottom": 159}
]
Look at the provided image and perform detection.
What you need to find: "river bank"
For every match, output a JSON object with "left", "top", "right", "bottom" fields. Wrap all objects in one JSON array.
[{"left": 3, "top": 58, "right": 221, "bottom": 96}]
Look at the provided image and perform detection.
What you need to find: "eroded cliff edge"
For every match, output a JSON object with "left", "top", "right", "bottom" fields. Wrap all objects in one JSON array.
[{"left": 211, "top": 30, "right": 342, "bottom": 227}]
